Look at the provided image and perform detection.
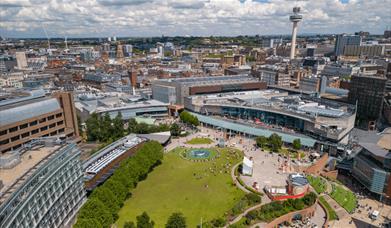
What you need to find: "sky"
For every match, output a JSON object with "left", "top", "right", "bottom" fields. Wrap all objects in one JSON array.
[{"left": 0, "top": 0, "right": 390, "bottom": 38}]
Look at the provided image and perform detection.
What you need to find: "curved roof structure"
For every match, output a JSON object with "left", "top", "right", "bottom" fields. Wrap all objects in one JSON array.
[{"left": 0, "top": 98, "right": 61, "bottom": 126}]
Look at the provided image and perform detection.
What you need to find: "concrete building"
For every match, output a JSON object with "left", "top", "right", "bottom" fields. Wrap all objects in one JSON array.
[
  {"left": 151, "top": 75, "right": 266, "bottom": 105},
  {"left": 0, "top": 90, "right": 79, "bottom": 153},
  {"left": 15, "top": 52, "right": 28, "bottom": 70},
  {"left": 252, "top": 65, "right": 290, "bottom": 87},
  {"left": 185, "top": 90, "right": 356, "bottom": 152},
  {"left": 335, "top": 34, "right": 361, "bottom": 56},
  {"left": 0, "top": 137, "right": 85, "bottom": 228},
  {"left": 348, "top": 74, "right": 387, "bottom": 128},
  {"left": 299, "top": 76, "right": 327, "bottom": 94},
  {"left": 343, "top": 45, "right": 385, "bottom": 57}
]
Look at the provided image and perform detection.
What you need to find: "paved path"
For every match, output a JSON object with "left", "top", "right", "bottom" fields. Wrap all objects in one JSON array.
[
  {"left": 231, "top": 162, "right": 250, "bottom": 193},
  {"left": 227, "top": 203, "right": 263, "bottom": 226},
  {"left": 323, "top": 194, "right": 350, "bottom": 219}
]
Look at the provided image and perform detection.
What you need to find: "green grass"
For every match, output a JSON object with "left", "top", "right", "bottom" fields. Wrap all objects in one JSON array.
[
  {"left": 319, "top": 196, "right": 338, "bottom": 221},
  {"left": 307, "top": 175, "right": 327, "bottom": 194},
  {"left": 116, "top": 147, "right": 245, "bottom": 227},
  {"left": 186, "top": 137, "right": 214, "bottom": 145},
  {"left": 330, "top": 184, "right": 357, "bottom": 213}
]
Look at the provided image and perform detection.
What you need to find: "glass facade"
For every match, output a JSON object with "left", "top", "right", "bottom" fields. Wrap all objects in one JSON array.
[{"left": 0, "top": 143, "right": 86, "bottom": 228}]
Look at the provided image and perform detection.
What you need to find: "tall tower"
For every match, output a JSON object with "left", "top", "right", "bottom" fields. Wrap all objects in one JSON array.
[{"left": 289, "top": 6, "right": 303, "bottom": 60}]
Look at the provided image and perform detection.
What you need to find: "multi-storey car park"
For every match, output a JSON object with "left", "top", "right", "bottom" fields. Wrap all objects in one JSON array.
[
  {"left": 0, "top": 137, "right": 85, "bottom": 228},
  {"left": 184, "top": 90, "right": 356, "bottom": 154}
]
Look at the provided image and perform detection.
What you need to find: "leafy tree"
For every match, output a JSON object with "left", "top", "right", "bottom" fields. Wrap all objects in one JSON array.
[
  {"left": 112, "top": 112, "right": 124, "bottom": 139},
  {"left": 268, "top": 133, "right": 282, "bottom": 152},
  {"left": 85, "top": 112, "right": 100, "bottom": 141},
  {"left": 90, "top": 186, "right": 120, "bottom": 219},
  {"left": 170, "top": 123, "right": 181, "bottom": 136},
  {"left": 124, "top": 221, "right": 136, "bottom": 228},
  {"left": 101, "top": 113, "right": 112, "bottom": 141},
  {"left": 165, "top": 212, "right": 187, "bottom": 228},
  {"left": 76, "top": 198, "right": 113, "bottom": 228},
  {"left": 292, "top": 138, "right": 301, "bottom": 151},
  {"left": 255, "top": 136, "right": 268, "bottom": 148},
  {"left": 179, "top": 111, "right": 199, "bottom": 127},
  {"left": 74, "top": 218, "right": 103, "bottom": 228},
  {"left": 136, "top": 212, "right": 155, "bottom": 228},
  {"left": 128, "top": 118, "right": 138, "bottom": 133}
]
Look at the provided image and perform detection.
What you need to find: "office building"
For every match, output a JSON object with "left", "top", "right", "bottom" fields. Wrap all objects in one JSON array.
[
  {"left": 0, "top": 90, "right": 80, "bottom": 153},
  {"left": 252, "top": 65, "right": 290, "bottom": 87},
  {"left": 348, "top": 74, "right": 387, "bottom": 126},
  {"left": 343, "top": 45, "right": 385, "bottom": 57},
  {"left": 0, "top": 138, "right": 85, "bottom": 228},
  {"left": 152, "top": 75, "right": 266, "bottom": 105},
  {"left": 15, "top": 52, "right": 28, "bottom": 70},
  {"left": 335, "top": 34, "right": 361, "bottom": 56}
]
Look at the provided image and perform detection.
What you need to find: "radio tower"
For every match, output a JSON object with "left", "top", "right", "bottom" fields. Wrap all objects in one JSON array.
[{"left": 289, "top": 6, "right": 303, "bottom": 60}]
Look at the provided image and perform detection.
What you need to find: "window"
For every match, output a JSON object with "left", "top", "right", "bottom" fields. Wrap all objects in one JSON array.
[
  {"left": 0, "top": 130, "right": 7, "bottom": 136},
  {"left": 49, "top": 123, "right": 56, "bottom": 128},
  {"left": 58, "top": 128, "right": 64, "bottom": 133},
  {"left": 0, "top": 139, "right": 9, "bottom": 145},
  {"left": 39, "top": 118, "right": 46, "bottom": 123},
  {"left": 57, "top": 121, "right": 64, "bottom": 126},
  {"left": 40, "top": 126, "right": 48, "bottom": 131},
  {"left": 21, "top": 132, "right": 30, "bottom": 138},
  {"left": 48, "top": 115, "right": 54, "bottom": 121},
  {"left": 20, "top": 123, "right": 28, "bottom": 129},
  {"left": 30, "top": 120, "right": 38, "bottom": 126},
  {"left": 9, "top": 126, "right": 18, "bottom": 133},
  {"left": 56, "top": 113, "right": 63, "bottom": 118},
  {"left": 11, "top": 135, "right": 20, "bottom": 142},
  {"left": 32, "top": 129, "right": 39, "bottom": 135}
]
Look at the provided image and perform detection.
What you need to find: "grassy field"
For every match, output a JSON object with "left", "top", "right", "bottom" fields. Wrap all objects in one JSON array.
[
  {"left": 319, "top": 196, "right": 338, "bottom": 220},
  {"left": 186, "top": 137, "right": 214, "bottom": 145},
  {"left": 330, "top": 184, "right": 357, "bottom": 213},
  {"left": 307, "top": 175, "right": 327, "bottom": 194},
  {"left": 116, "top": 147, "right": 245, "bottom": 227}
]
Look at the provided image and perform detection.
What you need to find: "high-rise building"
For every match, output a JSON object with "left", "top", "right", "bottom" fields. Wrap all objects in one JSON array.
[
  {"left": 0, "top": 138, "right": 85, "bottom": 228},
  {"left": 334, "top": 34, "right": 361, "bottom": 56},
  {"left": 348, "top": 74, "right": 387, "bottom": 127},
  {"left": 289, "top": 7, "right": 303, "bottom": 60},
  {"left": 15, "top": 51, "right": 28, "bottom": 70}
]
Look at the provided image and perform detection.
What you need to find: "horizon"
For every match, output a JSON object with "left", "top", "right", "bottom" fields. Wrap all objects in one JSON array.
[{"left": 1, "top": 0, "right": 390, "bottom": 38}]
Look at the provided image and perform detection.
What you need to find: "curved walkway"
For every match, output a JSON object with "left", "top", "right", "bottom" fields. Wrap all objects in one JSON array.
[{"left": 231, "top": 162, "right": 250, "bottom": 193}]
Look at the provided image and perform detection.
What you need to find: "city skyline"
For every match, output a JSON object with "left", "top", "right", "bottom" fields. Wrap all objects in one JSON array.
[{"left": 1, "top": 0, "right": 390, "bottom": 38}]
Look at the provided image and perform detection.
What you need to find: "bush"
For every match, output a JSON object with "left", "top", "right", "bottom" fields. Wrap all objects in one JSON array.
[{"left": 180, "top": 111, "right": 199, "bottom": 126}]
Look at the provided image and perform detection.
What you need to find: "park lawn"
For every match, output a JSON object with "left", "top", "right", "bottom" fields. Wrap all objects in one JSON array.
[
  {"left": 186, "top": 137, "right": 214, "bottom": 145},
  {"left": 307, "top": 175, "right": 327, "bottom": 194},
  {"left": 116, "top": 147, "right": 245, "bottom": 227},
  {"left": 330, "top": 184, "right": 357, "bottom": 213},
  {"left": 319, "top": 196, "right": 338, "bottom": 220}
]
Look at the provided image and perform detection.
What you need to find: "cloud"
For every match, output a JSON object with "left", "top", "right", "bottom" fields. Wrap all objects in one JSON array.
[{"left": 0, "top": 0, "right": 390, "bottom": 38}]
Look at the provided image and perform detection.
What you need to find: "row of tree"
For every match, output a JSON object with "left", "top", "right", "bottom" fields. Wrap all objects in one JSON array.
[
  {"left": 123, "top": 212, "right": 187, "bottom": 228},
  {"left": 179, "top": 111, "right": 199, "bottom": 127},
  {"left": 127, "top": 118, "right": 170, "bottom": 134},
  {"left": 255, "top": 134, "right": 301, "bottom": 152},
  {"left": 74, "top": 141, "right": 164, "bottom": 228}
]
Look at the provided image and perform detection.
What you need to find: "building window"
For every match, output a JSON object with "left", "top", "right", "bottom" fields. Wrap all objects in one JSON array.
[
  {"left": 0, "top": 130, "right": 7, "bottom": 136},
  {"left": 58, "top": 128, "right": 65, "bottom": 133},
  {"left": 32, "top": 129, "right": 39, "bottom": 135},
  {"left": 39, "top": 118, "right": 46, "bottom": 123},
  {"left": 49, "top": 123, "right": 56, "bottom": 128},
  {"left": 21, "top": 132, "right": 30, "bottom": 138},
  {"left": 56, "top": 113, "right": 63, "bottom": 118},
  {"left": 0, "top": 139, "right": 9, "bottom": 145},
  {"left": 40, "top": 126, "right": 48, "bottom": 131},
  {"left": 57, "top": 121, "right": 64, "bottom": 126},
  {"left": 20, "top": 123, "right": 28, "bottom": 129},
  {"left": 9, "top": 126, "right": 18, "bottom": 133},
  {"left": 30, "top": 120, "right": 38, "bottom": 126},
  {"left": 48, "top": 115, "right": 55, "bottom": 121},
  {"left": 11, "top": 135, "right": 20, "bottom": 142}
]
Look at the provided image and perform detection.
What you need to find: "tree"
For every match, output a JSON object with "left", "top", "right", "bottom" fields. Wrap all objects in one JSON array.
[
  {"left": 85, "top": 112, "right": 100, "bottom": 141},
  {"left": 77, "top": 198, "right": 113, "bottom": 228},
  {"left": 112, "top": 112, "right": 124, "bottom": 139},
  {"left": 179, "top": 111, "right": 199, "bottom": 127},
  {"left": 292, "top": 139, "right": 301, "bottom": 151},
  {"left": 165, "top": 212, "right": 187, "bottom": 228},
  {"left": 128, "top": 118, "right": 138, "bottom": 133},
  {"left": 74, "top": 218, "right": 103, "bottom": 228},
  {"left": 268, "top": 133, "right": 282, "bottom": 152},
  {"left": 124, "top": 221, "right": 136, "bottom": 228},
  {"left": 136, "top": 212, "right": 155, "bottom": 228},
  {"left": 170, "top": 123, "right": 181, "bottom": 136},
  {"left": 101, "top": 113, "right": 112, "bottom": 141},
  {"left": 255, "top": 136, "right": 268, "bottom": 149}
]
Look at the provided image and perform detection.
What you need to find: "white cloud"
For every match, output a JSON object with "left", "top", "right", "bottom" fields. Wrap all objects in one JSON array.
[{"left": 0, "top": 0, "right": 390, "bottom": 37}]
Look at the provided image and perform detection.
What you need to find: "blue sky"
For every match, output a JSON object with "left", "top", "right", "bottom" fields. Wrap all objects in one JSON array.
[{"left": 0, "top": 0, "right": 390, "bottom": 38}]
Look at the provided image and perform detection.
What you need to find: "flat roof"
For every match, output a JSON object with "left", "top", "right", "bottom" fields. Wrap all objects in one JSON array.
[{"left": 0, "top": 145, "right": 61, "bottom": 203}]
